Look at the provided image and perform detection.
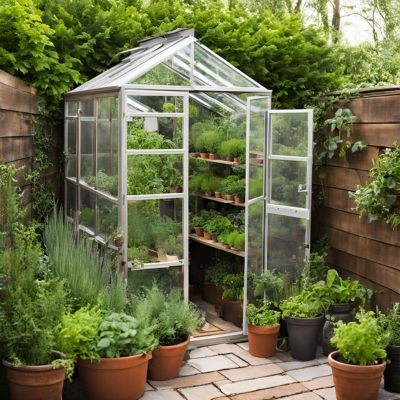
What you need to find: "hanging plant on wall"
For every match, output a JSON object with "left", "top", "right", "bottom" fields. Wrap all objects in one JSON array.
[{"left": 349, "top": 143, "right": 400, "bottom": 228}]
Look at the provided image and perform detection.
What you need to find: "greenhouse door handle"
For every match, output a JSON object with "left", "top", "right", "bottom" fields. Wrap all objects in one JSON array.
[{"left": 298, "top": 184, "right": 308, "bottom": 193}]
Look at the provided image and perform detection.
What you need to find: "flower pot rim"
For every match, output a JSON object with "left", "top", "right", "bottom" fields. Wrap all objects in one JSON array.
[
  {"left": 156, "top": 335, "right": 191, "bottom": 349},
  {"left": 328, "top": 350, "right": 386, "bottom": 372},
  {"left": 386, "top": 344, "right": 400, "bottom": 354},
  {"left": 2, "top": 351, "right": 66, "bottom": 371}
]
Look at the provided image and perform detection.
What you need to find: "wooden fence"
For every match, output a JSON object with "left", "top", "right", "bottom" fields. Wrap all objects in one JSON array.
[
  {"left": 0, "top": 70, "right": 63, "bottom": 219},
  {"left": 312, "top": 86, "right": 400, "bottom": 312}
]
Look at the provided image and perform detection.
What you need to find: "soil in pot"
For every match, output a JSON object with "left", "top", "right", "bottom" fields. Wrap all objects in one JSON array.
[
  {"left": 2, "top": 358, "right": 65, "bottom": 400},
  {"left": 384, "top": 345, "right": 400, "bottom": 393},
  {"left": 329, "top": 351, "right": 386, "bottom": 400},
  {"left": 286, "top": 314, "right": 324, "bottom": 361},
  {"left": 248, "top": 324, "right": 280, "bottom": 358},
  {"left": 147, "top": 335, "right": 190, "bottom": 381},
  {"left": 78, "top": 352, "right": 151, "bottom": 400}
]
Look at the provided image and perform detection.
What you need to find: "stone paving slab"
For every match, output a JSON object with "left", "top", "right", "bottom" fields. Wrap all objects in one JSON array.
[
  {"left": 220, "top": 364, "right": 284, "bottom": 382},
  {"left": 148, "top": 371, "right": 225, "bottom": 390},
  {"left": 286, "top": 363, "right": 332, "bottom": 382},
  {"left": 208, "top": 343, "right": 244, "bottom": 354},
  {"left": 229, "top": 348, "right": 274, "bottom": 365},
  {"left": 179, "top": 362, "right": 201, "bottom": 376},
  {"left": 189, "top": 347, "right": 219, "bottom": 358},
  {"left": 188, "top": 355, "right": 240, "bottom": 372},
  {"left": 236, "top": 342, "right": 249, "bottom": 351},
  {"left": 219, "top": 374, "right": 297, "bottom": 396},
  {"left": 225, "top": 353, "right": 248, "bottom": 367},
  {"left": 301, "top": 375, "right": 334, "bottom": 390},
  {"left": 178, "top": 384, "right": 225, "bottom": 400},
  {"left": 141, "top": 389, "right": 183, "bottom": 400},
  {"left": 314, "top": 387, "right": 336, "bottom": 400},
  {"left": 229, "top": 383, "right": 309, "bottom": 400},
  {"left": 279, "top": 392, "right": 325, "bottom": 399},
  {"left": 276, "top": 360, "right": 319, "bottom": 372}
]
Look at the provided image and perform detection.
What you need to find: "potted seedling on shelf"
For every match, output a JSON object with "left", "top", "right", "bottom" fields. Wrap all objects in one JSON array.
[
  {"left": 192, "top": 209, "right": 213, "bottom": 237},
  {"left": 203, "top": 258, "right": 235, "bottom": 304},
  {"left": 200, "top": 174, "right": 220, "bottom": 197},
  {"left": 219, "top": 139, "right": 246, "bottom": 162},
  {"left": 220, "top": 175, "right": 240, "bottom": 201},
  {"left": 219, "top": 273, "right": 245, "bottom": 327},
  {"left": 109, "top": 227, "right": 124, "bottom": 248},
  {"left": 231, "top": 179, "right": 246, "bottom": 203},
  {"left": 217, "top": 230, "right": 232, "bottom": 249},
  {"left": 203, "top": 215, "right": 233, "bottom": 242},
  {"left": 195, "top": 131, "right": 220, "bottom": 159}
]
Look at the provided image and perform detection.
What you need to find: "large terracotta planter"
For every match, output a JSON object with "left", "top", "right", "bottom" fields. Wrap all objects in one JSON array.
[
  {"left": 248, "top": 324, "right": 280, "bottom": 358},
  {"left": 286, "top": 314, "right": 324, "bottom": 361},
  {"left": 2, "top": 358, "right": 65, "bottom": 400},
  {"left": 77, "top": 352, "right": 151, "bottom": 400},
  {"left": 329, "top": 351, "right": 386, "bottom": 400},
  {"left": 147, "top": 336, "right": 190, "bottom": 381},
  {"left": 384, "top": 344, "right": 400, "bottom": 393}
]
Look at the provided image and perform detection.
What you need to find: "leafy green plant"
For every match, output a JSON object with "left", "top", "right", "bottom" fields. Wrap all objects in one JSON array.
[
  {"left": 127, "top": 246, "right": 150, "bottom": 265},
  {"left": 280, "top": 293, "right": 320, "bottom": 319},
  {"left": 203, "top": 216, "right": 233, "bottom": 235},
  {"left": 217, "top": 230, "right": 230, "bottom": 246},
  {"left": 324, "top": 108, "right": 357, "bottom": 139},
  {"left": 219, "top": 139, "right": 246, "bottom": 158},
  {"left": 131, "top": 285, "right": 201, "bottom": 346},
  {"left": 227, "top": 230, "right": 239, "bottom": 248},
  {"left": 200, "top": 174, "right": 220, "bottom": 193},
  {"left": 233, "top": 232, "right": 245, "bottom": 250},
  {"left": 157, "top": 234, "right": 183, "bottom": 258},
  {"left": 222, "top": 273, "right": 244, "bottom": 301},
  {"left": 204, "top": 258, "right": 235, "bottom": 285},
  {"left": 230, "top": 179, "right": 246, "bottom": 198},
  {"left": 192, "top": 209, "right": 213, "bottom": 227},
  {"left": 194, "top": 131, "right": 221, "bottom": 154},
  {"left": 377, "top": 302, "right": 400, "bottom": 346},
  {"left": 220, "top": 175, "right": 240, "bottom": 198},
  {"left": 250, "top": 269, "right": 279, "bottom": 299},
  {"left": 246, "top": 300, "right": 281, "bottom": 327},
  {"left": 349, "top": 143, "right": 400, "bottom": 228},
  {"left": 331, "top": 309, "right": 387, "bottom": 365}
]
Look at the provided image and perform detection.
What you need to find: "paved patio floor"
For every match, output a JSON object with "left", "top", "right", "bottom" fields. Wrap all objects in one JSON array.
[{"left": 63, "top": 342, "right": 400, "bottom": 400}]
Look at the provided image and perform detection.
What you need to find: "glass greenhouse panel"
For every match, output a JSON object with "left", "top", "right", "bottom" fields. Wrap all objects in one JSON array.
[
  {"left": 127, "top": 154, "right": 183, "bottom": 195},
  {"left": 80, "top": 188, "right": 96, "bottom": 233},
  {"left": 66, "top": 181, "right": 78, "bottom": 222},
  {"left": 127, "top": 199, "right": 183, "bottom": 264},
  {"left": 271, "top": 112, "right": 308, "bottom": 157},
  {"left": 127, "top": 117, "right": 183, "bottom": 150},
  {"left": 270, "top": 160, "right": 307, "bottom": 208},
  {"left": 66, "top": 119, "right": 77, "bottom": 179},
  {"left": 127, "top": 266, "right": 184, "bottom": 296},
  {"left": 194, "top": 42, "right": 259, "bottom": 88},
  {"left": 97, "top": 97, "right": 119, "bottom": 198},
  {"left": 266, "top": 214, "right": 306, "bottom": 276},
  {"left": 80, "top": 99, "right": 95, "bottom": 186},
  {"left": 67, "top": 101, "right": 77, "bottom": 116},
  {"left": 97, "top": 198, "right": 118, "bottom": 242},
  {"left": 127, "top": 95, "right": 184, "bottom": 113}
]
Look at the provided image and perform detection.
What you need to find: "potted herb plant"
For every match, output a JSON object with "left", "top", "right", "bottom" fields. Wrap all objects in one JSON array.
[
  {"left": 231, "top": 179, "right": 246, "bottom": 203},
  {"left": 280, "top": 292, "right": 324, "bottom": 361},
  {"left": 220, "top": 175, "right": 239, "bottom": 201},
  {"left": 109, "top": 227, "right": 124, "bottom": 248},
  {"left": 203, "top": 258, "right": 235, "bottom": 304},
  {"left": 203, "top": 215, "right": 233, "bottom": 242},
  {"left": 246, "top": 300, "right": 281, "bottom": 358},
  {"left": 132, "top": 284, "right": 202, "bottom": 381},
  {"left": 200, "top": 174, "right": 220, "bottom": 197},
  {"left": 329, "top": 309, "right": 387, "bottom": 400},
  {"left": 219, "top": 139, "right": 246, "bottom": 161},
  {"left": 57, "top": 307, "right": 157, "bottom": 400},
  {"left": 192, "top": 209, "right": 212, "bottom": 237},
  {"left": 377, "top": 302, "right": 400, "bottom": 393},
  {"left": 0, "top": 225, "right": 73, "bottom": 400}
]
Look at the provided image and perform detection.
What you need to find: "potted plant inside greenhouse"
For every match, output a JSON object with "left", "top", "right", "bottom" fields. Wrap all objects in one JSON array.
[
  {"left": 280, "top": 292, "right": 324, "bottom": 361},
  {"left": 220, "top": 175, "right": 240, "bottom": 201},
  {"left": 218, "top": 273, "right": 245, "bottom": 327},
  {"left": 0, "top": 225, "right": 73, "bottom": 400},
  {"left": 377, "top": 302, "right": 400, "bottom": 393},
  {"left": 246, "top": 300, "right": 281, "bottom": 358},
  {"left": 57, "top": 307, "right": 157, "bottom": 400},
  {"left": 202, "top": 215, "right": 233, "bottom": 242},
  {"left": 132, "top": 284, "right": 204, "bottom": 381},
  {"left": 329, "top": 309, "right": 387, "bottom": 400}
]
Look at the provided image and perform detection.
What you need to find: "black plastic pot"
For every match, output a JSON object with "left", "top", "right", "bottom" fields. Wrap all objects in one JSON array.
[
  {"left": 384, "top": 345, "right": 400, "bottom": 393},
  {"left": 322, "top": 304, "right": 353, "bottom": 356},
  {"left": 286, "top": 314, "right": 324, "bottom": 361}
]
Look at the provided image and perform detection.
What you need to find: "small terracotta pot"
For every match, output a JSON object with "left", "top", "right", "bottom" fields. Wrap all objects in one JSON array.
[
  {"left": 223, "top": 244, "right": 230, "bottom": 249},
  {"left": 199, "top": 152, "right": 209, "bottom": 159},
  {"left": 205, "top": 191, "right": 214, "bottom": 197},
  {"left": 147, "top": 336, "right": 190, "bottom": 381},
  {"left": 328, "top": 351, "right": 386, "bottom": 400},
  {"left": 209, "top": 154, "right": 220, "bottom": 160},
  {"left": 225, "top": 194, "right": 235, "bottom": 201},
  {"left": 211, "top": 233, "right": 218, "bottom": 242},
  {"left": 234, "top": 196, "right": 245, "bottom": 204},
  {"left": 233, "top": 157, "right": 239, "bottom": 163},
  {"left": 248, "top": 324, "right": 280, "bottom": 358},
  {"left": 2, "top": 358, "right": 65, "bottom": 400},
  {"left": 78, "top": 353, "right": 151, "bottom": 400},
  {"left": 215, "top": 191, "right": 222, "bottom": 198},
  {"left": 203, "top": 231, "right": 212, "bottom": 240},
  {"left": 225, "top": 156, "right": 234, "bottom": 162},
  {"left": 194, "top": 226, "right": 204, "bottom": 237}
]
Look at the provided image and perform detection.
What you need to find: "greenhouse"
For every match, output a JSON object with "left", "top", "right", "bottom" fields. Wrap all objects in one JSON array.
[{"left": 64, "top": 28, "right": 314, "bottom": 344}]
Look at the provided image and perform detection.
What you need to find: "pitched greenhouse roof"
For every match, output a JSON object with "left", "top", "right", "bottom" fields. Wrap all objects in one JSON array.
[{"left": 70, "top": 29, "right": 267, "bottom": 93}]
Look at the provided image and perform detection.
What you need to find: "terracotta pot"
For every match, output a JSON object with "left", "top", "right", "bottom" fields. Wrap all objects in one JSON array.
[
  {"left": 234, "top": 196, "right": 245, "bottom": 204},
  {"left": 223, "top": 244, "right": 230, "bottom": 249},
  {"left": 199, "top": 152, "right": 209, "bottom": 159},
  {"left": 233, "top": 157, "right": 239, "bottom": 163},
  {"left": 211, "top": 233, "right": 218, "bottom": 242},
  {"left": 205, "top": 191, "right": 214, "bottom": 197},
  {"left": 209, "top": 153, "right": 220, "bottom": 160},
  {"left": 328, "top": 351, "right": 386, "bottom": 400},
  {"left": 225, "top": 156, "right": 234, "bottom": 162},
  {"left": 384, "top": 344, "right": 400, "bottom": 393},
  {"left": 215, "top": 191, "right": 222, "bottom": 198},
  {"left": 203, "top": 231, "right": 212, "bottom": 240},
  {"left": 248, "top": 324, "right": 280, "bottom": 358},
  {"left": 194, "top": 226, "right": 204, "bottom": 237},
  {"left": 77, "top": 352, "right": 151, "bottom": 400},
  {"left": 225, "top": 194, "right": 235, "bottom": 201},
  {"left": 2, "top": 358, "right": 65, "bottom": 400},
  {"left": 147, "top": 336, "right": 190, "bottom": 381}
]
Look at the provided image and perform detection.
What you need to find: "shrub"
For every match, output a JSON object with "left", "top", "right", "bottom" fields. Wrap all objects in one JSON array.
[
  {"left": 219, "top": 139, "right": 246, "bottom": 158},
  {"left": 200, "top": 174, "right": 220, "bottom": 193},
  {"left": 246, "top": 300, "right": 281, "bottom": 327},
  {"left": 222, "top": 273, "right": 244, "bottom": 301}
]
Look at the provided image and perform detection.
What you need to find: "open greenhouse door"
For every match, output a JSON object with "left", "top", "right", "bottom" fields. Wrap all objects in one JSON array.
[{"left": 245, "top": 107, "right": 314, "bottom": 334}]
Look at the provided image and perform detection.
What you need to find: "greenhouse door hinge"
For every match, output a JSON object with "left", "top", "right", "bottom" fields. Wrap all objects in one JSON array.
[{"left": 303, "top": 244, "right": 309, "bottom": 249}]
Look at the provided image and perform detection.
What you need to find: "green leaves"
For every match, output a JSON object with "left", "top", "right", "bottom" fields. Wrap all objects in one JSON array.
[{"left": 246, "top": 300, "right": 281, "bottom": 327}]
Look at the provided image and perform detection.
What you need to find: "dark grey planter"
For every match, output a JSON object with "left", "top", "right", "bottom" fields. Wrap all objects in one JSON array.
[
  {"left": 384, "top": 345, "right": 400, "bottom": 393},
  {"left": 286, "top": 314, "right": 325, "bottom": 361}
]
